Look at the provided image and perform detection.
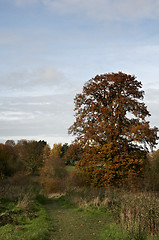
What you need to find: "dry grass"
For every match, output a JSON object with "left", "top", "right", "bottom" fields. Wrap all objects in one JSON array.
[
  {"left": 119, "top": 192, "right": 159, "bottom": 237},
  {"left": 65, "top": 187, "right": 159, "bottom": 238}
]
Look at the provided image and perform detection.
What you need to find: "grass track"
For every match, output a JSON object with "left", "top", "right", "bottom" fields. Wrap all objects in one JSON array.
[{"left": 45, "top": 197, "right": 112, "bottom": 240}]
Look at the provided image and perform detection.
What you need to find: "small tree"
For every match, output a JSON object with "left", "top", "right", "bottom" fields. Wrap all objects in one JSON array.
[
  {"left": 16, "top": 140, "right": 46, "bottom": 174},
  {"left": 69, "top": 72, "right": 158, "bottom": 186},
  {"left": 51, "top": 143, "right": 63, "bottom": 158},
  {"left": 40, "top": 150, "right": 67, "bottom": 193}
]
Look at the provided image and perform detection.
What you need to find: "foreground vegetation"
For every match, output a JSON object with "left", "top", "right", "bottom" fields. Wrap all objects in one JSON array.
[
  {"left": 64, "top": 187, "right": 159, "bottom": 240},
  {"left": 1, "top": 148, "right": 159, "bottom": 240},
  {"left": 0, "top": 177, "right": 51, "bottom": 240},
  {"left": 0, "top": 166, "right": 159, "bottom": 239}
]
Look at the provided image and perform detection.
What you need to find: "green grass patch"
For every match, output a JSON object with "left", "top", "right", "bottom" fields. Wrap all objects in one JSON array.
[
  {"left": 58, "top": 195, "right": 75, "bottom": 209},
  {"left": 100, "top": 223, "right": 132, "bottom": 240},
  {"left": 100, "top": 223, "right": 159, "bottom": 240},
  {"left": 0, "top": 202, "right": 51, "bottom": 240}
]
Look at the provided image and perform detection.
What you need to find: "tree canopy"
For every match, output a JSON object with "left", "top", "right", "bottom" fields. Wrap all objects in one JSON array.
[
  {"left": 16, "top": 140, "right": 46, "bottom": 174},
  {"left": 64, "top": 143, "right": 82, "bottom": 165},
  {"left": 69, "top": 72, "right": 158, "bottom": 186}
]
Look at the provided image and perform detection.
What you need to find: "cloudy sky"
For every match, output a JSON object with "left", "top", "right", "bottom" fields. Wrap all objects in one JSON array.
[{"left": 0, "top": 0, "right": 159, "bottom": 147}]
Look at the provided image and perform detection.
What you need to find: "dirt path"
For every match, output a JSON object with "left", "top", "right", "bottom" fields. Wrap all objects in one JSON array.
[{"left": 45, "top": 197, "right": 110, "bottom": 240}]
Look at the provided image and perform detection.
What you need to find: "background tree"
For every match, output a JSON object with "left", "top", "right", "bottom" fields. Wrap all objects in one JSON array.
[
  {"left": 50, "top": 143, "right": 63, "bottom": 158},
  {"left": 64, "top": 143, "right": 82, "bottom": 165},
  {"left": 69, "top": 72, "right": 158, "bottom": 186},
  {"left": 5, "top": 140, "right": 16, "bottom": 147},
  {"left": 61, "top": 143, "right": 69, "bottom": 160},
  {"left": 42, "top": 144, "right": 51, "bottom": 163},
  {"left": 40, "top": 145, "right": 68, "bottom": 193},
  {"left": 16, "top": 140, "right": 46, "bottom": 174},
  {"left": 144, "top": 149, "right": 159, "bottom": 191},
  {"left": 0, "top": 143, "right": 18, "bottom": 178}
]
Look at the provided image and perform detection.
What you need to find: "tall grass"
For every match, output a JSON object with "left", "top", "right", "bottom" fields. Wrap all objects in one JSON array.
[
  {"left": 115, "top": 191, "right": 159, "bottom": 239},
  {"left": 65, "top": 187, "right": 159, "bottom": 239}
]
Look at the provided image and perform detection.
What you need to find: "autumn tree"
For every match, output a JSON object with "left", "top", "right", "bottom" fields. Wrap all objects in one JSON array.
[
  {"left": 64, "top": 143, "right": 82, "bottom": 165},
  {"left": 40, "top": 144, "right": 67, "bottom": 193},
  {"left": 16, "top": 140, "right": 46, "bottom": 174},
  {"left": 42, "top": 144, "right": 51, "bottom": 163},
  {"left": 69, "top": 72, "right": 158, "bottom": 186},
  {"left": 51, "top": 143, "right": 63, "bottom": 158}
]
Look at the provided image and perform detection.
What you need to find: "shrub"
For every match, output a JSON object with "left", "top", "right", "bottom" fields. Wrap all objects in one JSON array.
[
  {"left": 65, "top": 171, "right": 88, "bottom": 190},
  {"left": 9, "top": 172, "right": 31, "bottom": 185},
  {"left": 40, "top": 152, "right": 68, "bottom": 194},
  {"left": 43, "top": 177, "right": 65, "bottom": 194}
]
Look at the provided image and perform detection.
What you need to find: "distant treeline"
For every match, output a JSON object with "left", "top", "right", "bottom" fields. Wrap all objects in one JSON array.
[{"left": 0, "top": 140, "right": 82, "bottom": 179}]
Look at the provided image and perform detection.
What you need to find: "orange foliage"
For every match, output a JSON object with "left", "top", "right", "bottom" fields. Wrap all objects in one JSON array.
[
  {"left": 64, "top": 143, "right": 82, "bottom": 165},
  {"left": 69, "top": 72, "right": 158, "bottom": 187},
  {"left": 40, "top": 150, "right": 67, "bottom": 193},
  {"left": 43, "top": 177, "right": 65, "bottom": 194}
]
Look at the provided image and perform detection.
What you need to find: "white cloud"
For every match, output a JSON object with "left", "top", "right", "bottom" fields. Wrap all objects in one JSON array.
[
  {"left": 42, "top": 0, "right": 159, "bottom": 21},
  {"left": 37, "top": 68, "right": 65, "bottom": 85},
  {"left": 0, "top": 93, "right": 74, "bottom": 145},
  {"left": 0, "top": 32, "right": 20, "bottom": 45},
  {"left": 8, "top": 0, "right": 159, "bottom": 21},
  {"left": 145, "top": 88, "right": 159, "bottom": 103},
  {"left": 0, "top": 67, "right": 66, "bottom": 92},
  {"left": 0, "top": 111, "right": 35, "bottom": 121},
  {"left": 14, "top": 0, "right": 38, "bottom": 7}
]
